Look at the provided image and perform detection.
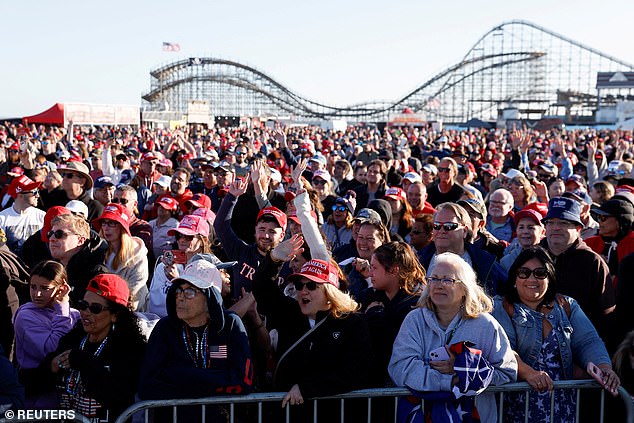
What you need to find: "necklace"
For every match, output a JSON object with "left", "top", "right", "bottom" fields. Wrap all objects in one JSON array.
[
  {"left": 64, "top": 335, "right": 109, "bottom": 410},
  {"left": 182, "top": 324, "right": 210, "bottom": 368}
]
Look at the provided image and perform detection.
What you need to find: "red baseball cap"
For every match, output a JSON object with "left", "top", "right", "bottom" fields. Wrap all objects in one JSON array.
[
  {"left": 256, "top": 207, "right": 287, "bottom": 231},
  {"left": 42, "top": 206, "right": 72, "bottom": 242},
  {"left": 288, "top": 259, "right": 339, "bottom": 288},
  {"left": 288, "top": 210, "right": 318, "bottom": 225},
  {"left": 156, "top": 196, "right": 178, "bottom": 211},
  {"left": 8, "top": 166, "right": 24, "bottom": 177},
  {"left": 186, "top": 193, "right": 212, "bottom": 210},
  {"left": 384, "top": 187, "right": 406, "bottom": 202},
  {"left": 87, "top": 274, "right": 130, "bottom": 307},
  {"left": 93, "top": 203, "right": 132, "bottom": 235},
  {"left": 514, "top": 202, "right": 548, "bottom": 225},
  {"left": 168, "top": 215, "right": 210, "bottom": 237},
  {"left": 141, "top": 152, "right": 158, "bottom": 162},
  {"left": 8, "top": 175, "right": 41, "bottom": 198}
]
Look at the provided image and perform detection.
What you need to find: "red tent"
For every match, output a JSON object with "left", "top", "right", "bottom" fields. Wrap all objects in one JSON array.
[{"left": 22, "top": 103, "right": 65, "bottom": 125}]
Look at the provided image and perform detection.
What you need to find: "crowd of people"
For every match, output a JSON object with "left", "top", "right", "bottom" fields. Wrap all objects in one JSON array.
[{"left": 1, "top": 120, "right": 634, "bottom": 421}]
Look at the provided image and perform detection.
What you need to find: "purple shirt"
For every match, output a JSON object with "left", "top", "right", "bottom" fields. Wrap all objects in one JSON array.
[{"left": 13, "top": 302, "right": 80, "bottom": 369}]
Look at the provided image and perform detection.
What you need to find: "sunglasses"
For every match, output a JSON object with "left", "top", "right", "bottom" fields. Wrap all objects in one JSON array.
[
  {"left": 592, "top": 214, "right": 611, "bottom": 223},
  {"left": 111, "top": 198, "right": 129, "bottom": 205},
  {"left": 432, "top": 222, "right": 461, "bottom": 231},
  {"left": 20, "top": 190, "right": 39, "bottom": 197},
  {"left": 293, "top": 280, "right": 318, "bottom": 291},
  {"left": 76, "top": 299, "right": 110, "bottom": 314},
  {"left": 47, "top": 229, "right": 75, "bottom": 240},
  {"left": 332, "top": 205, "right": 348, "bottom": 212},
  {"left": 438, "top": 167, "right": 451, "bottom": 173},
  {"left": 175, "top": 286, "right": 199, "bottom": 299},
  {"left": 101, "top": 220, "right": 120, "bottom": 228},
  {"left": 516, "top": 267, "right": 548, "bottom": 280},
  {"left": 236, "top": 152, "right": 247, "bottom": 156},
  {"left": 175, "top": 233, "right": 195, "bottom": 241},
  {"left": 312, "top": 179, "right": 327, "bottom": 186}
]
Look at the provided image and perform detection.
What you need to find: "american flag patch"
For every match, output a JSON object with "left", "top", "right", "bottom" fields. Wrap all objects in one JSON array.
[{"left": 210, "top": 345, "right": 227, "bottom": 359}]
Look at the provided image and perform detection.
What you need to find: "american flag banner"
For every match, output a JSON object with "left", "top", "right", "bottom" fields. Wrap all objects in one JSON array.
[
  {"left": 162, "top": 42, "right": 181, "bottom": 52},
  {"left": 209, "top": 345, "right": 228, "bottom": 359}
]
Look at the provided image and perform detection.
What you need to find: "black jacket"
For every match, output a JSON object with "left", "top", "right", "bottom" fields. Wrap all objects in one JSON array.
[
  {"left": 66, "top": 232, "right": 109, "bottom": 304},
  {"left": 354, "top": 182, "right": 387, "bottom": 213},
  {"left": 41, "top": 320, "right": 146, "bottom": 421},
  {"left": 361, "top": 288, "right": 419, "bottom": 386},
  {"left": 252, "top": 254, "right": 372, "bottom": 398},
  {"left": 0, "top": 244, "right": 30, "bottom": 356},
  {"left": 41, "top": 189, "right": 104, "bottom": 223}
]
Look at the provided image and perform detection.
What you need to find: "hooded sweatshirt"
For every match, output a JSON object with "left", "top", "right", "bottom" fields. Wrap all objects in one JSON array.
[{"left": 139, "top": 282, "right": 252, "bottom": 404}]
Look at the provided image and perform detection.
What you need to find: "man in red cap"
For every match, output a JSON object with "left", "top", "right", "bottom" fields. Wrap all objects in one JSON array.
[
  {"left": 0, "top": 175, "right": 45, "bottom": 255},
  {"left": 214, "top": 178, "right": 287, "bottom": 298}
]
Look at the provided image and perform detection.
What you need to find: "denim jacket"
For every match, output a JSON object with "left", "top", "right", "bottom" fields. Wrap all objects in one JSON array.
[{"left": 491, "top": 295, "right": 610, "bottom": 380}]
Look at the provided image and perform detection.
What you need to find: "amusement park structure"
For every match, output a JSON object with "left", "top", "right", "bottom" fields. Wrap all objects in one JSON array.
[{"left": 142, "top": 20, "right": 634, "bottom": 124}]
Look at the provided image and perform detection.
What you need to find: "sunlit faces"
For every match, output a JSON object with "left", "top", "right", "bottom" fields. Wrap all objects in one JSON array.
[
  {"left": 176, "top": 233, "right": 203, "bottom": 254},
  {"left": 354, "top": 167, "right": 367, "bottom": 184},
  {"left": 369, "top": 255, "right": 399, "bottom": 292},
  {"left": 48, "top": 223, "right": 86, "bottom": 264},
  {"left": 427, "top": 261, "right": 466, "bottom": 309},
  {"left": 488, "top": 192, "right": 513, "bottom": 218},
  {"left": 515, "top": 218, "right": 545, "bottom": 248},
  {"left": 175, "top": 283, "right": 210, "bottom": 327},
  {"left": 170, "top": 171, "right": 188, "bottom": 195},
  {"left": 548, "top": 180, "right": 565, "bottom": 199},
  {"left": 432, "top": 209, "right": 466, "bottom": 253},
  {"left": 80, "top": 291, "right": 116, "bottom": 342},
  {"left": 407, "top": 183, "right": 425, "bottom": 209},
  {"left": 94, "top": 186, "right": 115, "bottom": 206},
  {"left": 356, "top": 225, "right": 383, "bottom": 260},
  {"left": 30, "top": 275, "right": 58, "bottom": 309},
  {"left": 114, "top": 191, "right": 136, "bottom": 215},
  {"left": 514, "top": 257, "right": 549, "bottom": 309},
  {"left": 597, "top": 215, "right": 619, "bottom": 238},
  {"left": 214, "top": 169, "right": 233, "bottom": 187},
  {"left": 295, "top": 276, "right": 329, "bottom": 320},
  {"left": 100, "top": 219, "right": 122, "bottom": 243},
  {"left": 544, "top": 218, "right": 580, "bottom": 251},
  {"left": 366, "top": 165, "right": 382, "bottom": 185},
  {"left": 254, "top": 221, "right": 285, "bottom": 254}
]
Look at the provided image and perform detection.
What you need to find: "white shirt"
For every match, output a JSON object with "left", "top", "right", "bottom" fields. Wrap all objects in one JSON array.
[
  {"left": 0, "top": 206, "right": 45, "bottom": 255},
  {"left": 149, "top": 217, "right": 179, "bottom": 259}
]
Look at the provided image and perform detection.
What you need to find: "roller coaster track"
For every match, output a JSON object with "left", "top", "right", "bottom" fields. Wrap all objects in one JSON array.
[{"left": 142, "top": 20, "right": 634, "bottom": 121}]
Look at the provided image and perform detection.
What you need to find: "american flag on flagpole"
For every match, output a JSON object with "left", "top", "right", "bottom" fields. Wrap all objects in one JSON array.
[
  {"left": 162, "top": 42, "right": 181, "bottom": 52},
  {"left": 209, "top": 345, "right": 228, "bottom": 359}
]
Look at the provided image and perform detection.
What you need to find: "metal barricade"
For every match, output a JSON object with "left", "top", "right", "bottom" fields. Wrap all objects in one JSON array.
[{"left": 115, "top": 380, "right": 634, "bottom": 423}]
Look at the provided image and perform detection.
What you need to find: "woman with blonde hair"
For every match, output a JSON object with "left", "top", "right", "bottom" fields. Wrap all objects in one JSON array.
[
  {"left": 93, "top": 203, "right": 149, "bottom": 311},
  {"left": 389, "top": 252, "right": 517, "bottom": 422},
  {"left": 509, "top": 174, "right": 535, "bottom": 212},
  {"left": 252, "top": 234, "right": 372, "bottom": 421}
]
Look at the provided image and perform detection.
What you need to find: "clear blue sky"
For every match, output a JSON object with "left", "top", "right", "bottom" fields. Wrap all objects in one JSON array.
[{"left": 2, "top": 0, "right": 633, "bottom": 117}]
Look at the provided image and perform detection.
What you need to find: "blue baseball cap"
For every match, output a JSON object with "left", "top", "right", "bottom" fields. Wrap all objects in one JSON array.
[{"left": 542, "top": 197, "right": 582, "bottom": 226}]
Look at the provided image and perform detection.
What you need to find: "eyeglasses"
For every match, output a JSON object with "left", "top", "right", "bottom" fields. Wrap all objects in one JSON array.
[
  {"left": 332, "top": 205, "right": 348, "bottom": 212},
  {"left": 293, "top": 280, "right": 318, "bottom": 291},
  {"left": 76, "top": 299, "right": 110, "bottom": 314},
  {"left": 438, "top": 167, "right": 451, "bottom": 173},
  {"left": 175, "top": 233, "right": 195, "bottom": 241},
  {"left": 101, "top": 220, "right": 120, "bottom": 228},
  {"left": 47, "top": 229, "right": 76, "bottom": 240},
  {"left": 175, "top": 286, "right": 199, "bottom": 299},
  {"left": 312, "top": 179, "right": 327, "bottom": 186},
  {"left": 236, "top": 151, "right": 247, "bottom": 156},
  {"left": 432, "top": 222, "right": 461, "bottom": 231},
  {"left": 516, "top": 267, "right": 548, "bottom": 280},
  {"left": 111, "top": 198, "right": 129, "bottom": 205},
  {"left": 427, "top": 276, "right": 459, "bottom": 286},
  {"left": 20, "top": 190, "right": 39, "bottom": 197}
]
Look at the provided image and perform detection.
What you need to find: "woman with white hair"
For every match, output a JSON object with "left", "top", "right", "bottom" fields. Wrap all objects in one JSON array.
[{"left": 389, "top": 252, "right": 517, "bottom": 422}]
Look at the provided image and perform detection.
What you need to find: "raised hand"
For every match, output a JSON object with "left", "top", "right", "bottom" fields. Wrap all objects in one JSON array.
[
  {"left": 271, "top": 234, "right": 304, "bottom": 262},
  {"left": 228, "top": 177, "right": 249, "bottom": 197},
  {"left": 291, "top": 158, "right": 308, "bottom": 186}
]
